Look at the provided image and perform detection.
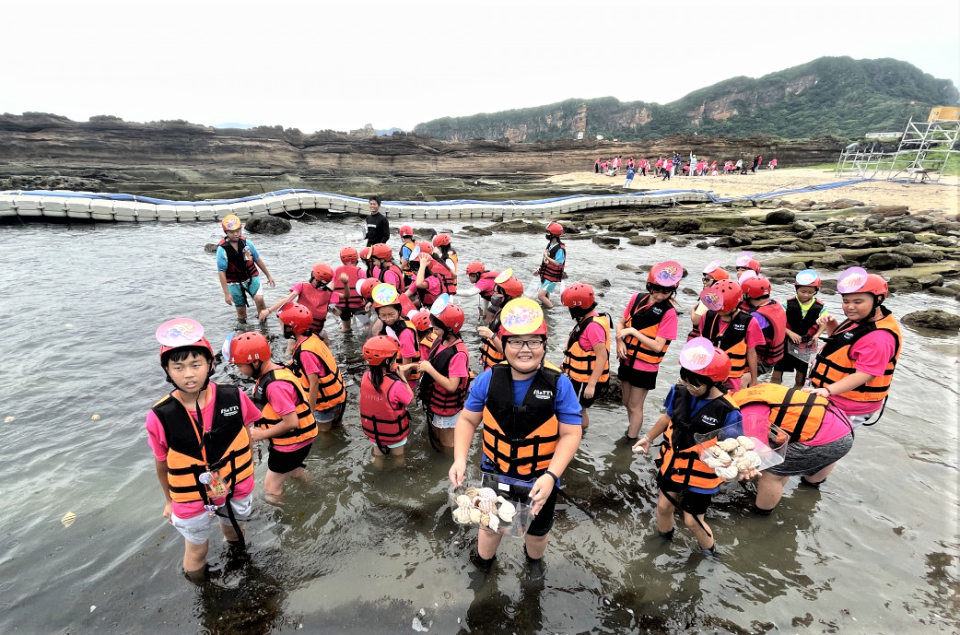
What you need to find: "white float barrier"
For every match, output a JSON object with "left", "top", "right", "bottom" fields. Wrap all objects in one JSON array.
[{"left": 0, "top": 188, "right": 717, "bottom": 223}]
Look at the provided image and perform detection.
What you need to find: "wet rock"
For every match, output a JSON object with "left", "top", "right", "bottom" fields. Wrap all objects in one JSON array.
[
  {"left": 880, "top": 236, "right": 901, "bottom": 247},
  {"left": 897, "top": 231, "right": 916, "bottom": 244},
  {"left": 245, "top": 215, "right": 291, "bottom": 234},
  {"left": 790, "top": 261, "right": 807, "bottom": 271},
  {"left": 669, "top": 238, "right": 690, "bottom": 247},
  {"left": 696, "top": 242, "right": 710, "bottom": 249},
  {"left": 730, "top": 230, "right": 753, "bottom": 246},
  {"left": 864, "top": 215, "right": 884, "bottom": 228},
  {"left": 888, "top": 217, "right": 934, "bottom": 233},
  {"left": 888, "top": 275, "right": 922, "bottom": 292},
  {"left": 662, "top": 218, "right": 702, "bottom": 233},
  {"left": 864, "top": 252, "right": 913, "bottom": 270},
  {"left": 509, "top": 251, "right": 527, "bottom": 258},
  {"left": 616, "top": 263, "right": 640, "bottom": 271},
  {"left": 713, "top": 236, "right": 736, "bottom": 248},
  {"left": 462, "top": 225, "right": 493, "bottom": 236},
  {"left": 593, "top": 279, "right": 612, "bottom": 288},
  {"left": 893, "top": 244, "right": 941, "bottom": 262},
  {"left": 793, "top": 220, "right": 816, "bottom": 232},
  {"left": 204, "top": 243, "right": 218, "bottom": 253},
  {"left": 833, "top": 199, "right": 865, "bottom": 209},
  {"left": 763, "top": 267, "right": 795, "bottom": 282},
  {"left": 593, "top": 236, "right": 621, "bottom": 246},
  {"left": 843, "top": 238, "right": 876, "bottom": 249},
  {"left": 934, "top": 236, "right": 958, "bottom": 247},
  {"left": 934, "top": 222, "right": 960, "bottom": 236},
  {"left": 609, "top": 220, "right": 637, "bottom": 232},
  {"left": 820, "top": 278, "right": 838, "bottom": 293},
  {"left": 844, "top": 228, "right": 856, "bottom": 234},
  {"left": 628, "top": 235, "right": 656, "bottom": 247},
  {"left": 928, "top": 287, "right": 960, "bottom": 299},
  {"left": 765, "top": 209, "right": 796, "bottom": 225},
  {"left": 872, "top": 205, "right": 909, "bottom": 217},
  {"left": 797, "top": 229, "right": 815, "bottom": 239},
  {"left": 681, "top": 287, "right": 698, "bottom": 296},
  {"left": 813, "top": 252, "right": 847, "bottom": 268},
  {"left": 489, "top": 220, "right": 546, "bottom": 234},
  {"left": 795, "top": 240, "right": 826, "bottom": 252},
  {"left": 902, "top": 309, "right": 960, "bottom": 331},
  {"left": 918, "top": 274, "right": 944, "bottom": 288}
]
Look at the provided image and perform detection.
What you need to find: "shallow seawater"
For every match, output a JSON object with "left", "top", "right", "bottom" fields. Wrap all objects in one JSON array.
[{"left": 0, "top": 215, "right": 957, "bottom": 635}]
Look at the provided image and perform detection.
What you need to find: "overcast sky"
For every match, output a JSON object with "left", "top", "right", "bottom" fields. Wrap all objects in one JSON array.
[{"left": 4, "top": 0, "right": 958, "bottom": 133}]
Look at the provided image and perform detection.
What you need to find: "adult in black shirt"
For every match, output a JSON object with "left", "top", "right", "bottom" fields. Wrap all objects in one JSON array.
[{"left": 365, "top": 195, "right": 390, "bottom": 246}]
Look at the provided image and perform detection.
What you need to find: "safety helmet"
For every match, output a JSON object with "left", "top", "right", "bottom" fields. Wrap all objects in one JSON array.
[
  {"left": 700, "top": 280, "right": 742, "bottom": 313},
  {"left": 560, "top": 282, "right": 595, "bottom": 308},
  {"left": 496, "top": 277, "right": 524, "bottom": 300},
  {"left": 359, "top": 246, "right": 372, "bottom": 261},
  {"left": 742, "top": 276, "right": 772, "bottom": 299},
  {"left": 221, "top": 215, "right": 241, "bottom": 232},
  {"left": 340, "top": 246, "right": 359, "bottom": 265},
  {"left": 498, "top": 297, "right": 548, "bottom": 340},
  {"left": 358, "top": 278, "right": 378, "bottom": 300},
  {"left": 311, "top": 262, "right": 334, "bottom": 284},
  {"left": 399, "top": 224, "right": 414, "bottom": 238},
  {"left": 794, "top": 269, "right": 821, "bottom": 290},
  {"left": 433, "top": 233, "right": 451, "bottom": 247},
  {"left": 156, "top": 318, "right": 214, "bottom": 364},
  {"left": 466, "top": 261, "right": 486, "bottom": 276},
  {"left": 679, "top": 337, "right": 731, "bottom": 383},
  {"left": 417, "top": 240, "right": 434, "bottom": 255},
  {"left": 278, "top": 302, "right": 313, "bottom": 335},
  {"left": 430, "top": 295, "right": 464, "bottom": 334},
  {"left": 546, "top": 222, "right": 563, "bottom": 237},
  {"left": 702, "top": 260, "right": 729, "bottom": 282},
  {"left": 648, "top": 261, "right": 684, "bottom": 287},
  {"left": 371, "top": 243, "right": 393, "bottom": 261},
  {"left": 411, "top": 309, "right": 433, "bottom": 331},
  {"left": 225, "top": 331, "right": 271, "bottom": 364},
  {"left": 837, "top": 267, "right": 887, "bottom": 303},
  {"left": 371, "top": 283, "right": 402, "bottom": 309},
  {"left": 362, "top": 335, "right": 400, "bottom": 366}
]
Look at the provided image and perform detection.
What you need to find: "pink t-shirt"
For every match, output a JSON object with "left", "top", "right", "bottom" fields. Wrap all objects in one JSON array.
[
  {"left": 828, "top": 329, "right": 898, "bottom": 416},
  {"left": 146, "top": 384, "right": 260, "bottom": 520},
  {"left": 422, "top": 276, "right": 442, "bottom": 298},
  {"left": 431, "top": 341, "right": 469, "bottom": 378},
  {"left": 740, "top": 403, "right": 852, "bottom": 447},
  {"left": 388, "top": 379, "right": 415, "bottom": 409},
  {"left": 396, "top": 326, "right": 419, "bottom": 359},
  {"left": 265, "top": 379, "right": 313, "bottom": 453},
  {"left": 621, "top": 294, "right": 678, "bottom": 371},
  {"left": 475, "top": 277, "right": 497, "bottom": 297},
  {"left": 578, "top": 317, "right": 608, "bottom": 352},
  {"left": 295, "top": 336, "right": 328, "bottom": 378}
]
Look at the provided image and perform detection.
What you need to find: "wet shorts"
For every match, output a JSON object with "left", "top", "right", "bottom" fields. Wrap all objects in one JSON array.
[
  {"left": 774, "top": 354, "right": 809, "bottom": 374},
  {"left": 766, "top": 434, "right": 853, "bottom": 477},
  {"left": 226, "top": 277, "right": 261, "bottom": 306},
  {"left": 756, "top": 360, "right": 775, "bottom": 377},
  {"left": 539, "top": 280, "right": 559, "bottom": 294},
  {"left": 617, "top": 365, "right": 658, "bottom": 390},
  {"left": 571, "top": 380, "right": 608, "bottom": 408},
  {"left": 314, "top": 403, "right": 344, "bottom": 424},
  {"left": 656, "top": 474, "right": 713, "bottom": 517},
  {"left": 847, "top": 413, "right": 875, "bottom": 428},
  {"left": 267, "top": 442, "right": 313, "bottom": 474},
  {"left": 171, "top": 493, "right": 253, "bottom": 545},
  {"left": 370, "top": 437, "right": 408, "bottom": 450},
  {"left": 526, "top": 485, "right": 560, "bottom": 537},
  {"left": 338, "top": 306, "right": 356, "bottom": 321},
  {"left": 428, "top": 410, "right": 461, "bottom": 429}
]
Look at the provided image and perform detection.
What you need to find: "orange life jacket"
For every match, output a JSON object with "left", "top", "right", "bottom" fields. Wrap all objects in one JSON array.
[
  {"left": 479, "top": 314, "right": 505, "bottom": 370},
  {"left": 297, "top": 281, "right": 332, "bottom": 332},
  {"left": 289, "top": 335, "right": 346, "bottom": 410},
  {"left": 809, "top": 307, "right": 902, "bottom": 403},
  {"left": 333, "top": 265, "right": 365, "bottom": 310},
  {"left": 563, "top": 312, "right": 611, "bottom": 386},
  {"left": 151, "top": 384, "right": 254, "bottom": 504},
  {"left": 732, "top": 383, "right": 831, "bottom": 443},
  {"left": 252, "top": 367, "right": 318, "bottom": 446},
  {"left": 482, "top": 362, "right": 562, "bottom": 476},
  {"left": 700, "top": 310, "right": 754, "bottom": 378},
  {"left": 656, "top": 385, "right": 737, "bottom": 489},
  {"left": 621, "top": 294, "right": 676, "bottom": 366}
]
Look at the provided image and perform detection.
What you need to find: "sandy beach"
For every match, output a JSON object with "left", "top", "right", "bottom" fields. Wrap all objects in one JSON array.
[{"left": 548, "top": 168, "right": 959, "bottom": 215}]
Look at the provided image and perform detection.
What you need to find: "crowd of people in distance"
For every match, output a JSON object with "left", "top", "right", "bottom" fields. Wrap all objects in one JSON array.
[{"left": 595, "top": 153, "right": 778, "bottom": 188}]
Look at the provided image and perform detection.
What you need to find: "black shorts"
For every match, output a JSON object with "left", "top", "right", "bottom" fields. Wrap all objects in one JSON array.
[
  {"left": 617, "top": 364, "right": 658, "bottom": 390},
  {"left": 774, "top": 354, "right": 808, "bottom": 374},
  {"left": 570, "top": 380, "right": 609, "bottom": 408},
  {"left": 526, "top": 486, "right": 560, "bottom": 537},
  {"left": 267, "top": 442, "right": 313, "bottom": 474},
  {"left": 656, "top": 474, "right": 713, "bottom": 516},
  {"left": 339, "top": 306, "right": 355, "bottom": 321}
]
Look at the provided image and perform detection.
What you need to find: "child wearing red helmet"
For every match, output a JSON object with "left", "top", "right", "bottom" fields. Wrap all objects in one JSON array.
[
  {"left": 146, "top": 318, "right": 261, "bottom": 580},
  {"left": 371, "top": 283, "right": 422, "bottom": 381},
  {"left": 432, "top": 233, "right": 459, "bottom": 295},
  {"left": 773, "top": 269, "right": 829, "bottom": 388},
  {"left": 458, "top": 261, "right": 501, "bottom": 318},
  {"left": 534, "top": 222, "right": 566, "bottom": 308},
  {"left": 688, "top": 260, "right": 729, "bottom": 341},
  {"left": 698, "top": 280, "right": 764, "bottom": 392},
  {"left": 616, "top": 261, "right": 682, "bottom": 441},
  {"left": 411, "top": 309, "right": 438, "bottom": 359},
  {"left": 475, "top": 270, "right": 524, "bottom": 372},
  {"left": 418, "top": 296, "right": 471, "bottom": 448},
  {"left": 216, "top": 215, "right": 276, "bottom": 323},
  {"left": 407, "top": 246, "right": 447, "bottom": 309},
  {"left": 359, "top": 335, "right": 416, "bottom": 460},
  {"left": 278, "top": 303, "right": 346, "bottom": 432},
  {"left": 224, "top": 331, "right": 317, "bottom": 504},
  {"left": 560, "top": 282, "right": 611, "bottom": 430},
  {"left": 398, "top": 224, "right": 417, "bottom": 286},
  {"left": 806, "top": 267, "right": 902, "bottom": 427},
  {"left": 633, "top": 338, "right": 743, "bottom": 556},
  {"left": 334, "top": 246, "right": 367, "bottom": 333},
  {"left": 370, "top": 243, "right": 406, "bottom": 293},
  {"left": 739, "top": 275, "right": 787, "bottom": 387},
  {"left": 260, "top": 262, "right": 338, "bottom": 346}
]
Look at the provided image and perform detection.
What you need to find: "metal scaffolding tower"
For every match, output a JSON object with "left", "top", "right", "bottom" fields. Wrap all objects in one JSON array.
[{"left": 836, "top": 116, "right": 959, "bottom": 183}]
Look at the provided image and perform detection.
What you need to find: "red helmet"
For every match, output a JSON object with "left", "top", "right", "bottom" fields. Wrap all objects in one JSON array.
[
  {"left": 359, "top": 246, "right": 372, "bottom": 261},
  {"left": 311, "top": 263, "right": 334, "bottom": 284},
  {"left": 431, "top": 301, "right": 464, "bottom": 334},
  {"left": 546, "top": 222, "right": 563, "bottom": 237},
  {"left": 359, "top": 278, "right": 378, "bottom": 300},
  {"left": 702, "top": 260, "right": 730, "bottom": 282},
  {"left": 433, "top": 233, "right": 451, "bottom": 247},
  {"left": 700, "top": 280, "right": 742, "bottom": 313},
  {"left": 411, "top": 309, "right": 432, "bottom": 331},
  {"left": 496, "top": 276, "right": 524, "bottom": 300},
  {"left": 362, "top": 335, "right": 399, "bottom": 366},
  {"left": 837, "top": 267, "right": 887, "bottom": 302},
  {"left": 226, "top": 331, "right": 271, "bottom": 364},
  {"left": 794, "top": 269, "right": 821, "bottom": 290},
  {"left": 159, "top": 336, "right": 213, "bottom": 363},
  {"left": 399, "top": 224, "right": 414, "bottom": 238},
  {"left": 498, "top": 298, "right": 548, "bottom": 339},
  {"left": 742, "top": 276, "right": 772, "bottom": 299},
  {"left": 466, "top": 261, "right": 486, "bottom": 276},
  {"left": 371, "top": 243, "right": 393, "bottom": 261},
  {"left": 278, "top": 302, "right": 313, "bottom": 334},
  {"left": 679, "top": 337, "right": 731, "bottom": 383},
  {"left": 417, "top": 240, "right": 434, "bottom": 255},
  {"left": 648, "top": 261, "right": 684, "bottom": 287},
  {"left": 340, "top": 246, "right": 359, "bottom": 265},
  {"left": 221, "top": 215, "right": 241, "bottom": 232},
  {"left": 560, "top": 282, "right": 595, "bottom": 308}
]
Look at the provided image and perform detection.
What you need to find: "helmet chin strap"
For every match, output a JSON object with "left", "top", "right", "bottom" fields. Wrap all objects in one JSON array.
[{"left": 251, "top": 360, "right": 264, "bottom": 380}]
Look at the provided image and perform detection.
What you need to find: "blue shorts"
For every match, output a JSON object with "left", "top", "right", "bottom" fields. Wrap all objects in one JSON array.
[
  {"left": 539, "top": 280, "right": 559, "bottom": 294},
  {"left": 227, "top": 277, "right": 261, "bottom": 306},
  {"left": 314, "top": 403, "right": 343, "bottom": 424}
]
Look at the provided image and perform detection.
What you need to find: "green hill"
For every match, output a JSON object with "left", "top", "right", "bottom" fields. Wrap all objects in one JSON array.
[{"left": 413, "top": 57, "right": 958, "bottom": 142}]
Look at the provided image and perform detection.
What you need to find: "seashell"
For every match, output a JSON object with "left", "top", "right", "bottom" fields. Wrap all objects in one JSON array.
[
  {"left": 479, "top": 512, "right": 491, "bottom": 527},
  {"left": 498, "top": 508, "right": 515, "bottom": 523},
  {"left": 703, "top": 456, "right": 725, "bottom": 469},
  {"left": 487, "top": 514, "right": 499, "bottom": 531},
  {"left": 456, "top": 495, "right": 472, "bottom": 508},
  {"left": 91, "top": 414, "right": 101, "bottom": 421},
  {"left": 742, "top": 450, "right": 761, "bottom": 466},
  {"left": 715, "top": 465, "right": 739, "bottom": 480},
  {"left": 469, "top": 508, "right": 483, "bottom": 524},
  {"left": 3, "top": 416, "right": 13, "bottom": 423},
  {"left": 718, "top": 438, "right": 739, "bottom": 452},
  {"left": 476, "top": 498, "right": 497, "bottom": 513},
  {"left": 61, "top": 511, "right": 77, "bottom": 528},
  {"left": 479, "top": 487, "right": 497, "bottom": 500},
  {"left": 496, "top": 497, "right": 516, "bottom": 517},
  {"left": 453, "top": 506, "right": 472, "bottom": 524},
  {"left": 731, "top": 446, "right": 745, "bottom": 458},
  {"left": 737, "top": 436, "right": 756, "bottom": 450},
  {"left": 464, "top": 487, "right": 480, "bottom": 498}
]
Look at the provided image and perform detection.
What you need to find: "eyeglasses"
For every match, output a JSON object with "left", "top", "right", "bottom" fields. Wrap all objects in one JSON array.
[
  {"left": 646, "top": 284, "right": 673, "bottom": 294},
  {"left": 702, "top": 276, "right": 714, "bottom": 282},
  {"left": 506, "top": 339, "right": 544, "bottom": 350}
]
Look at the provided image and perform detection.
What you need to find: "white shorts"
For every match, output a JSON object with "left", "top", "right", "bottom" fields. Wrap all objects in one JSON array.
[
  {"left": 429, "top": 411, "right": 461, "bottom": 429},
  {"left": 847, "top": 413, "right": 874, "bottom": 428},
  {"left": 171, "top": 493, "right": 253, "bottom": 545}
]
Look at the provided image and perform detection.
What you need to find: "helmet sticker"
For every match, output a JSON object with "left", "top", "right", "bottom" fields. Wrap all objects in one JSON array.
[
  {"left": 738, "top": 270, "right": 758, "bottom": 285},
  {"left": 494, "top": 268, "right": 514, "bottom": 285},
  {"left": 500, "top": 298, "right": 544, "bottom": 335},
  {"left": 430, "top": 293, "right": 451, "bottom": 315},
  {"left": 372, "top": 283, "right": 399, "bottom": 306},
  {"left": 221, "top": 332, "right": 234, "bottom": 359},
  {"left": 409, "top": 246, "right": 421, "bottom": 260},
  {"left": 679, "top": 337, "right": 715, "bottom": 371},
  {"left": 735, "top": 252, "right": 753, "bottom": 268},
  {"left": 795, "top": 269, "right": 818, "bottom": 286},
  {"left": 702, "top": 259, "right": 722, "bottom": 274},
  {"left": 156, "top": 318, "right": 204, "bottom": 347},
  {"left": 837, "top": 267, "right": 868, "bottom": 294},
  {"left": 653, "top": 261, "right": 683, "bottom": 287}
]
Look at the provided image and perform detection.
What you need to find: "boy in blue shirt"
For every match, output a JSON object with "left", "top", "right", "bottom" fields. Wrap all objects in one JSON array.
[{"left": 216, "top": 215, "right": 275, "bottom": 323}]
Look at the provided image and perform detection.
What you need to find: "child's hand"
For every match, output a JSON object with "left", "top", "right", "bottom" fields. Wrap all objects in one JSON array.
[
  {"left": 224, "top": 292, "right": 234, "bottom": 306},
  {"left": 788, "top": 331, "right": 802, "bottom": 344},
  {"left": 266, "top": 276, "right": 276, "bottom": 287},
  {"left": 258, "top": 309, "right": 271, "bottom": 322},
  {"left": 419, "top": 253, "right": 432, "bottom": 264},
  {"left": 633, "top": 437, "right": 651, "bottom": 455},
  {"left": 583, "top": 384, "right": 596, "bottom": 399},
  {"left": 418, "top": 360, "right": 434, "bottom": 374},
  {"left": 162, "top": 500, "right": 172, "bottom": 522},
  {"left": 448, "top": 460, "right": 467, "bottom": 487},
  {"left": 477, "top": 326, "right": 493, "bottom": 339}
]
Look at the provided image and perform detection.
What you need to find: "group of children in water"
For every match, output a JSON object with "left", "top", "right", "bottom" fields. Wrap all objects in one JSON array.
[{"left": 149, "top": 214, "right": 901, "bottom": 577}]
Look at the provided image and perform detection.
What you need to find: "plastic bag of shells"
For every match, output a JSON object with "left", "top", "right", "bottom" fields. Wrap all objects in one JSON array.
[
  {"left": 695, "top": 424, "right": 788, "bottom": 481},
  {"left": 448, "top": 471, "right": 535, "bottom": 537}
]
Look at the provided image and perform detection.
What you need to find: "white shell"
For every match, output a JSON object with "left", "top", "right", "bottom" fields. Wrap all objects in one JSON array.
[
  {"left": 453, "top": 506, "right": 472, "bottom": 524},
  {"left": 703, "top": 456, "right": 725, "bottom": 469},
  {"left": 464, "top": 487, "right": 480, "bottom": 498},
  {"left": 718, "top": 438, "right": 739, "bottom": 452},
  {"left": 476, "top": 498, "right": 497, "bottom": 513},
  {"left": 479, "top": 512, "right": 491, "bottom": 527},
  {"left": 479, "top": 487, "right": 497, "bottom": 500},
  {"left": 496, "top": 498, "right": 516, "bottom": 517},
  {"left": 487, "top": 514, "right": 499, "bottom": 531},
  {"left": 737, "top": 436, "right": 756, "bottom": 450},
  {"left": 715, "top": 464, "right": 739, "bottom": 480},
  {"left": 731, "top": 447, "right": 745, "bottom": 458},
  {"left": 469, "top": 508, "right": 483, "bottom": 524},
  {"left": 498, "top": 508, "right": 515, "bottom": 523},
  {"left": 456, "top": 495, "right": 472, "bottom": 508}
]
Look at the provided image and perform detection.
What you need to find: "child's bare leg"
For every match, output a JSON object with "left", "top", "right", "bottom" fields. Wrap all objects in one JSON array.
[
  {"left": 478, "top": 527, "right": 505, "bottom": 560},
  {"left": 236, "top": 305, "right": 248, "bottom": 322},
  {"left": 655, "top": 492, "right": 676, "bottom": 534},
  {"left": 581, "top": 407, "right": 590, "bottom": 430},
  {"left": 756, "top": 472, "right": 790, "bottom": 510},
  {"left": 537, "top": 289, "right": 553, "bottom": 308},
  {"left": 220, "top": 521, "right": 245, "bottom": 543},
  {"left": 794, "top": 371, "right": 806, "bottom": 388},
  {"left": 802, "top": 462, "right": 837, "bottom": 485},
  {"left": 683, "top": 512, "right": 714, "bottom": 550},
  {"left": 183, "top": 539, "right": 209, "bottom": 574},
  {"left": 434, "top": 426, "right": 456, "bottom": 448},
  {"left": 523, "top": 532, "right": 550, "bottom": 560},
  {"left": 771, "top": 370, "right": 783, "bottom": 385},
  {"left": 264, "top": 470, "right": 289, "bottom": 504},
  {"left": 340, "top": 317, "right": 351, "bottom": 333},
  {"left": 623, "top": 384, "right": 649, "bottom": 439}
]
